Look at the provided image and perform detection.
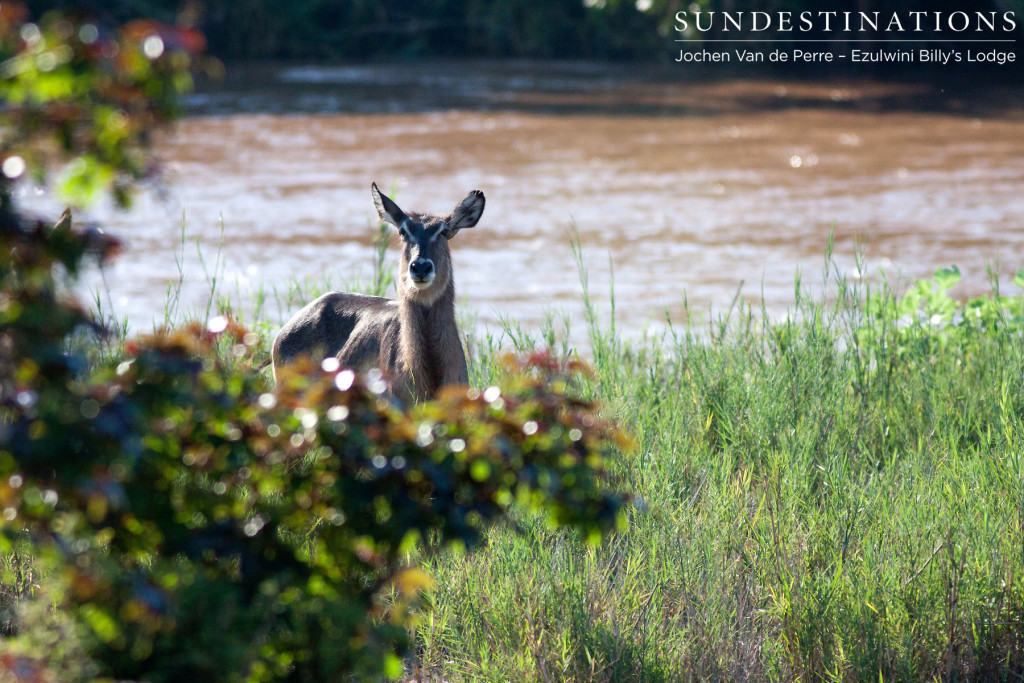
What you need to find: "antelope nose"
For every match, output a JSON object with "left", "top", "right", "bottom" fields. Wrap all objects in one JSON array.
[{"left": 410, "top": 259, "right": 434, "bottom": 280}]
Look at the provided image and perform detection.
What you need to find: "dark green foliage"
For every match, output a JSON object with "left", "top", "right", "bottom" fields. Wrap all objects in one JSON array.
[
  {"left": 21, "top": 0, "right": 665, "bottom": 61},
  {"left": 19, "top": 0, "right": 1024, "bottom": 63}
]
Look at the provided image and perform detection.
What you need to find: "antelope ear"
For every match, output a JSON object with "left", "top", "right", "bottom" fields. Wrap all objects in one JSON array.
[
  {"left": 442, "top": 189, "right": 485, "bottom": 239},
  {"left": 371, "top": 182, "right": 409, "bottom": 228}
]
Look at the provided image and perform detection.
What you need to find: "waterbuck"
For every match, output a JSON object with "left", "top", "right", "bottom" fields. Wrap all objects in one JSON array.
[{"left": 271, "top": 182, "right": 485, "bottom": 401}]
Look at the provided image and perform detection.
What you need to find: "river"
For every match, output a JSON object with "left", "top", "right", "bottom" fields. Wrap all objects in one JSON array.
[{"left": 20, "top": 61, "right": 1024, "bottom": 341}]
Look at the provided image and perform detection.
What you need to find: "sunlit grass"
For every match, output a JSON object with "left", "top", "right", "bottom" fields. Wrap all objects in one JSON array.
[{"left": 418, "top": 243, "right": 1024, "bottom": 681}]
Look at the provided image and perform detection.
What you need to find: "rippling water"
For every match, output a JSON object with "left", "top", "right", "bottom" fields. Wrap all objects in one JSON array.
[{"left": 19, "top": 61, "right": 1024, "bottom": 339}]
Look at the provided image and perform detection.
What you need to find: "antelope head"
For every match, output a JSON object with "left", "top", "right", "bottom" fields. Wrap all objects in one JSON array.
[{"left": 371, "top": 182, "right": 485, "bottom": 305}]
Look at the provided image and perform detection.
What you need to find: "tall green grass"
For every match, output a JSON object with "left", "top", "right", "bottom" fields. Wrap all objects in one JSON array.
[
  {"left": 83, "top": 229, "right": 1024, "bottom": 681},
  {"left": 419, "top": 245, "right": 1024, "bottom": 681}
]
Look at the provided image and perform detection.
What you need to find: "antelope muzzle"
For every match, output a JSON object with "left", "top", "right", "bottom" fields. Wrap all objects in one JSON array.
[{"left": 409, "top": 258, "right": 435, "bottom": 288}]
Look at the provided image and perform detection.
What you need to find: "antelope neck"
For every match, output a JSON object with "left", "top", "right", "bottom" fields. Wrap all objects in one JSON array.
[{"left": 397, "top": 278, "right": 457, "bottom": 395}]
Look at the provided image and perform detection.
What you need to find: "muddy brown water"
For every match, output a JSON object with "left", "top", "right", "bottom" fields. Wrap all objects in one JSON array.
[{"left": 20, "top": 61, "right": 1024, "bottom": 342}]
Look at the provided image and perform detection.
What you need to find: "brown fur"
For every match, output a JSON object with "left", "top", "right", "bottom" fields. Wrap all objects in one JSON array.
[{"left": 271, "top": 183, "right": 485, "bottom": 402}]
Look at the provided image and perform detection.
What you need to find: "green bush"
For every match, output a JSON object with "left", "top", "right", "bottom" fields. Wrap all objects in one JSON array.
[{"left": 0, "top": 207, "right": 627, "bottom": 683}]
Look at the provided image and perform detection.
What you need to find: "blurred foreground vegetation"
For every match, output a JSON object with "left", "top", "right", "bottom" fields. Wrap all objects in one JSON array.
[
  {"left": 0, "top": 9, "right": 627, "bottom": 680},
  {"left": 0, "top": 213, "right": 628, "bottom": 681}
]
